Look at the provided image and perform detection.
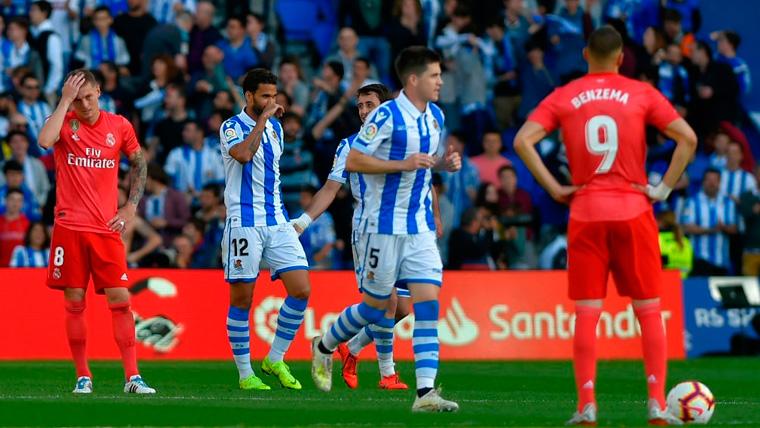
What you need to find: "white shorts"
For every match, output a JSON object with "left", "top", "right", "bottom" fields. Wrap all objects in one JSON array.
[
  {"left": 222, "top": 216, "right": 309, "bottom": 283},
  {"left": 353, "top": 230, "right": 442, "bottom": 300},
  {"left": 351, "top": 230, "right": 411, "bottom": 299}
]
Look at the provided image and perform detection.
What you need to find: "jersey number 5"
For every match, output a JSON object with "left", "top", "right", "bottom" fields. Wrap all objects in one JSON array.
[{"left": 585, "top": 115, "right": 619, "bottom": 174}]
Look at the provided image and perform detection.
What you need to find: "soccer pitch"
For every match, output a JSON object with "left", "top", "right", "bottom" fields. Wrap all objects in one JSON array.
[{"left": 1, "top": 359, "right": 758, "bottom": 427}]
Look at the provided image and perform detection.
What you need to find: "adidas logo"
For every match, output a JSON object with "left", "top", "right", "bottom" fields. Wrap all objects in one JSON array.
[
  {"left": 121, "top": 273, "right": 128, "bottom": 281},
  {"left": 582, "top": 380, "right": 594, "bottom": 389}
]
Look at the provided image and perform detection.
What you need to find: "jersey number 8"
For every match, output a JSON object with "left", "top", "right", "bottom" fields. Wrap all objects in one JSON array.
[{"left": 585, "top": 115, "right": 619, "bottom": 174}]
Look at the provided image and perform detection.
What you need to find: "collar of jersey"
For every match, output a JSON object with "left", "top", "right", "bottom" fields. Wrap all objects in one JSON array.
[
  {"left": 238, "top": 108, "right": 269, "bottom": 128},
  {"left": 396, "top": 90, "right": 428, "bottom": 120}
]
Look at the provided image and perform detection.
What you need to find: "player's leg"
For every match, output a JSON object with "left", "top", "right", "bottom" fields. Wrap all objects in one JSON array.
[
  {"left": 566, "top": 219, "right": 610, "bottom": 425},
  {"left": 222, "top": 224, "right": 269, "bottom": 390},
  {"left": 369, "top": 289, "right": 408, "bottom": 389},
  {"left": 47, "top": 225, "right": 92, "bottom": 393}
]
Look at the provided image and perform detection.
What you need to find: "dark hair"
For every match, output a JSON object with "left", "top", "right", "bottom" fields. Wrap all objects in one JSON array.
[
  {"left": 722, "top": 31, "right": 741, "bottom": 50},
  {"left": 325, "top": 60, "right": 345, "bottom": 80},
  {"left": 183, "top": 120, "right": 202, "bottom": 132},
  {"left": 695, "top": 40, "right": 713, "bottom": 58},
  {"left": 201, "top": 183, "right": 221, "bottom": 198},
  {"left": 3, "top": 159, "right": 23, "bottom": 174},
  {"left": 31, "top": 1, "right": 52, "bottom": 18},
  {"left": 6, "top": 130, "right": 29, "bottom": 144},
  {"left": 460, "top": 207, "right": 479, "bottom": 227},
  {"left": 355, "top": 56, "right": 371, "bottom": 68},
  {"left": 703, "top": 168, "right": 722, "bottom": 179},
  {"left": 395, "top": 46, "right": 440, "bottom": 84},
  {"left": 357, "top": 83, "right": 392, "bottom": 103},
  {"left": 98, "top": 60, "right": 118, "bottom": 74},
  {"left": 147, "top": 163, "right": 170, "bottom": 185},
  {"left": 226, "top": 15, "right": 246, "bottom": 28},
  {"left": 20, "top": 73, "right": 39, "bottom": 87},
  {"left": 279, "top": 56, "right": 304, "bottom": 79},
  {"left": 166, "top": 82, "right": 187, "bottom": 99},
  {"left": 7, "top": 16, "right": 29, "bottom": 31},
  {"left": 248, "top": 12, "right": 265, "bottom": 26},
  {"left": 300, "top": 185, "right": 318, "bottom": 196},
  {"left": 662, "top": 8, "right": 682, "bottom": 23},
  {"left": 447, "top": 130, "right": 466, "bottom": 145},
  {"left": 524, "top": 38, "right": 544, "bottom": 53},
  {"left": 281, "top": 111, "right": 302, "bottom": 125},
  {"left": 587, "top": 25, "right": 623, "bottom": 59},
  {"left": 93, "top": 5, "right": 111, "bottom": 16},
  {"left": 276, "top": 90, "right": 292, "bottom": 106},
  {"left": 242, "top": 68, "right": 278, "bottom": 95},
  {"left": 5, "top": 188, "right": 24, "bottom": 199},
  {"left": 452, "top": 4, "right": 471, "bottom": 18},
  {"left": 498, "top": 165, "right": 516, "bottom": 177},
  {"left": 485, "top": 18, "right": 506, "bottom": 30},
  {"left": 24, "top": 221, "right": 50, "bottom": 248},
  {"left": 64, "top": 68, "right": 99, "bottom": 88}
]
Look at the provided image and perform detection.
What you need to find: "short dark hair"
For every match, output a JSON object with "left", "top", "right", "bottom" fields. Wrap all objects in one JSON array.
[
  {"left": 704, "top": 168, "right": 722, "bottom": 180},
  {"left": 226, "top": 15, "right": 246, "bottom": 28},
  {"left": 24, "top": 221, "right": 50, "bottom": 248},
  {"left": 587, "top": 25, "right": 623, "bottom": 59},
  {"left": 281, "top": 111, "right": 302, "bottom": 125},
  {"left": 242, "top": 68, "right": 278, "bottom": 95},
  {"left": 31, "top": 1, "right": 52, "bottom": 18},
  {"left": 695, "top": 40, "right": 713, "bottom": 58},
  {"left": 166, "top": 82, "right": 187, "bottom": 99},
  {"left": 461, "top": 207, "right": 479, "bottom": 227},
  {"left": 662, "top": 8, "right": 682, "bottom": 23},
  {"left": 20, "top": 73, "right": 38, "bottom": 87},
  {"left": 357, "top": 83, "right": 391, "bottom": 103},
  {"left": 722, "top": 31, "right": 741, "bottom": 50},
  {"left": 325, "top": 60, "right": 345, "bottom": 80},
  {"left": 5, "top": 188, "right": 24, "bottom": 200},
  {"left": 93, "top": 5, "right": 111, "bottom": 16},
  {"left": 498, "top": 165, "right": 516, "bottom": 177},
  {"left": 485, "top": 18, "right": 506, "bottom": 30},
  {"left": 7, "top": 17, "right": 29, "bottom": 31},
  {"left": 452, "top": 4, "right": 471, "bottom": 18},
  {"left": 3, "top": 159, "right": 23, "bottom": 174},
  {"left": 64, "top": 68, "right": 99, "bottom": 88},
  {"left": 395, "top": 46, "right": 440, "bottom": 84},
  {"left": 6, "top": 130, "right": 29, "bottom": 144},
  {"left": 447, "top": 130, "right": 466, "bottom": 145},
  {"left": 201, "top": 183, "right": 221, "bottom": 198},
  {"left": 248, "top": 12, "right": 265, "bottom": 26},
  {"left": 355, "top": 56, "right": 371, "bottom": 69}
]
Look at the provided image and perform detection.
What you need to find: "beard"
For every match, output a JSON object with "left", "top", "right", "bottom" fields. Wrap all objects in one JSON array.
[{"left": 252, "top": 105, "right": 264, "bottom": 116}]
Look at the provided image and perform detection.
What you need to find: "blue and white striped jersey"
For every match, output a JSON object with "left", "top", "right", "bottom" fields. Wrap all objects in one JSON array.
[
  {"left": 352, "top": 91, "right": 445, "bottom": 235},
  {"left": 9, "top": 245, "right": 48, "bottom": 267},
  {"left": 165, "top": 144, "right": 225, "bottom": 193},
  {"left": 720, "top": 168, "right": 757, "bottom": 199},
  {"left": 680, "top": 191, "right": 738, "bottom": 269},
  {"left": 220, "top": 110, "right": 289, "bottom": 227},
  {"left": 328, "top": 133, "right": 369, "bottom": 230}
]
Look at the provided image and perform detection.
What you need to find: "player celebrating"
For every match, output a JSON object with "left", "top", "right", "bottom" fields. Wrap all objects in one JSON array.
[
  {"left": 39, "top": 70, "right": 154, "bottom": 394},
  {"left": 310, "top": 46, "right": 461, "bottom": 412},
  {"left": 294, "top": 83, "right": 432, "bottom": 390},
  {"left": 513, "top": 26, "right": 697, "bottom": 425},
  {"left": 219, "top": 68, "right": 310, "bottom": 391}
]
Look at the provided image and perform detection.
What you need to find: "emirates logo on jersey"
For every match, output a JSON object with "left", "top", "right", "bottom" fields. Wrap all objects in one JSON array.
[{"left": 67, "top": 147, "right": 116, "bottom": 169}]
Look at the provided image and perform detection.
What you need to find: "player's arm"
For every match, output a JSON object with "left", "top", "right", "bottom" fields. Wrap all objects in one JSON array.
[
  {"left": 38, "top": 73, "right": 86, "bottom": 149},
  {"left": 292, "top": 180, "right": 342, "bottom": 234},
  {"left": 346, "top": 149, "right": 435, "bottom": 174},
  {"left": 108, "top": 148, "right": 147, "bottom": 232},
  {"left": 513, "top": 120, "right": 577, "bottom": 203},
  {"left": 228, "top": 100, "right": 283, "bottom": 163}
]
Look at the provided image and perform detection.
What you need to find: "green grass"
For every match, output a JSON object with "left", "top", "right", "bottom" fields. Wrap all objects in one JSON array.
[{"left": 0, "top": 359, "right": 758, "bottom": 427}]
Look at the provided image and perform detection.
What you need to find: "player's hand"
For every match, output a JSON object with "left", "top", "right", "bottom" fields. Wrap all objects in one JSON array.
[
  {"left": 634, "top": 182, "right": 672, "bottom": 202},
  {"left": 550, "top": 185, "right": 578, "bottom": 204},
  {"left": 61, "top": 73, "right": 86, "bottom": 105},
  {"left": 291, "top": 213, "right": 312, "bottom": 236},
  {"left": 402, "top": 153, "right": 436, "bottom": 171},
  {"left": 108, "top": 204, "right": 136, "bottom": 233},
  {"left": 443, "top": 145, "right": 461, "bottom": 172},
  {"left": 262, "top": 98, "right": 284, "bottom": 119}
]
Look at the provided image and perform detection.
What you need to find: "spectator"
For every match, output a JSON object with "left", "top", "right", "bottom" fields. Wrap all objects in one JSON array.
[
  {"left": 170, "top": 233, "right": 195, "bottom": 268},
  {"left": 4, "top": 130, "right": 49, "bottom": 206},
  {"left": 187, "top": 0, "right": 222, "bottom": 73},
  {"left": 113, "top": 0, "right": 158, "bottom": 76},
  {"left": 0, "top": 188, "right": 29, "bottom": 266},
  {"left": 278, "top": 57, "right": 310, "bottom": 117},
  {"left": 140, "top": 10, "right": 193, "bottom": 78},
  {"left": 139, "top": 164, "right": 190, "bottom": 246},
  {"left": 688, "top": 40, "right": 740, "bottom": 138},
  {"left": 662, "top": 8, "right": 695, "bottom": 57},
  {"left": 204, "top": 108, "right": 230, "bottom": 148},
  {"left": 74, "top": 6, "right": 130, "bottom": 70},
  {"left": 188, "top": 45, "right": 227, "bottom": 119},
  {"left": 447, "top": 207, "right": 493, "bottom": 270},
  {"left": 503, "top": 0, "right": 530, "bottom": 56},
  {"left": 657, "top": 210, "right": 692, "bottom": 279},
  {"left": 245, "top": 13, "right": 276, "bottom": 71},
  {"left": 195, "top": 183, "right": 225, "bottom": 224},
  {"left": 739, "top": 166, "right": 760, "bottom": 276},
  {"left": 327, "top": 27, "right": 361, "bottom": 89},
  {"left": 681, "top": 169, "right": 738, "bottom": 276},
  {"left": 708, "top": 130, "right": 730, "bottom": 170},
  {"left": 657, "top": 43, "right": 690, "bottom": 111},
  {"left": 517, "top": 39, "right": 555, "bottom": 121},
  {"left": 471, "top": 131, "right": 511, "bottom": 187},
  {"left": 151, "top": 0, "right": 196, "bottom": 25},
  {"left": 0, "top": 160, "right": 40, "bottom": 221},
  {"left": 218, "top": 15, "right": 259, "bottom": 83},
  {"left": 713, "top": 30, "right": 752, "bottom": 98},
  {"left": 279, "top": 112, "right": 318, "bottom": 214},
  {"left": 387, "top": 0, "right": 426, "bottom": 76},
  {"left": 497, "top": 164, "right": 531, "bottom": 216},
  {"left": 148, "top": 82, "right": 190, "bottom": 162},
  {"left": 9, "top": 220, "right": 49, "bottom": 267},
  {"left": 339, "top": 0, "right": 392, "bottom": 84},
  {"left": 16, "top": 74, "right": 51, "bottom": 151},
  {"left": 441, "top": 131, "right": 480, "bottom": 229},
  {"left": 664, "top": 0, "right": 701, "bottom": 34},
  {"left": 298, "top": 185, "right": 335, "bottom": 270},
  {"left": 483, "top": 19, "right": 520, "bottom": 129},
  {"left": 164, "top": 120, "right": 224, "bottom": 199},
  {"left": 3, "top": 17, "right": 43, "bottom": 93},
  {"left": 28, "top": 0, "right": 63, "bottom": 104},
  {"left": 721, "top": 141, "right": 756, "bottom": 200},
  {"left": 134, "top": 54, "right": 181, "bottom": 125},
  {"left": 636, "top": 26, "right": 666, "bottom": 77},
  {"left": 193, "top": 184, "right": 224, "bottom": 267},
  {"left": 548, "top": 0, "right": 589, "bottom": 80}
]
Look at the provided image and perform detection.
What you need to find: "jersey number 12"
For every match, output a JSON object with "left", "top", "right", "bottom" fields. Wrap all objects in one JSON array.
[{"left": 585, "top": 115, "right": 618, "bottom": 174}]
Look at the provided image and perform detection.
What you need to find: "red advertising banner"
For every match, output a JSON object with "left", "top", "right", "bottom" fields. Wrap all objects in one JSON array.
[{"left": 0, "top": 269, "right": 685, "bottom": 360}]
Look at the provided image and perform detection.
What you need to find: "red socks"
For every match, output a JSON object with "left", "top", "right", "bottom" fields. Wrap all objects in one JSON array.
[
  {"left": 635, "top": 302, "right": 667, "bottom": 409},
  {"left": 65, "top": 300, "right": 91, "bottom": 378},
  {"left": 109, "top": 302, "right": 139, "bottom": 380},
  {"left": 573, "top": 305, "right": 601, "bottom": 411}
]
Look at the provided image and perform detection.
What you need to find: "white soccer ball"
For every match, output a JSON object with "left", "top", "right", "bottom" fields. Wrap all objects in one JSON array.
[{"left": 666, "top": 381, "right": 716, "bottom": 424}]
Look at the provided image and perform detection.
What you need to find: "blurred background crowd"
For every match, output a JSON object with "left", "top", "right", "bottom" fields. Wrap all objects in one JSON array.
[{"left": 0, "top": 0, "right": 756, "bottom": 279}]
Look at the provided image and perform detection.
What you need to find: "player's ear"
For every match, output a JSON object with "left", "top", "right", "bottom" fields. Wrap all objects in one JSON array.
[{"left": 616, "top": 51, "right": 624, "bottom": 67}]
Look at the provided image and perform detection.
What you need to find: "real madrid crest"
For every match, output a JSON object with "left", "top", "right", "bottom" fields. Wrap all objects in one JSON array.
[
  {"left": 70, "top": 119, "right": 80, "bottom": 132},
  {"left": 106, "top": 132, "right": 116, "bottom": 147}
]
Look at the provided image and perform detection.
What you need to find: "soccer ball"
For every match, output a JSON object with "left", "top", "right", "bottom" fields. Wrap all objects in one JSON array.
[{"left": 666, "top": 381, "right": 716, "bottom": 424}]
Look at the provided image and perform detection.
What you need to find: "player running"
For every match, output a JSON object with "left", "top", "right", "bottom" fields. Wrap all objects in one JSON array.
[
  {"left": 513, "top": 26, "right": 697, "bottom": 425},
  {"left": 219, "top": 68, "right": 311, "bottom": 391},
  {"left": 310, "top": 46, "right": 461, "bottom": 412},
  {"left": 294, "top": 83, "right": 438, "bottom": 390},
  {"left": 39, "top": 70, "right": 154, "bottom": 394}
]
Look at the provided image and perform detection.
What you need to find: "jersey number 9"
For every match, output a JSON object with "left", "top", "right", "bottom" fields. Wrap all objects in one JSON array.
[{"left": 585, "top": 115, "right": 619, "bottom": 174}]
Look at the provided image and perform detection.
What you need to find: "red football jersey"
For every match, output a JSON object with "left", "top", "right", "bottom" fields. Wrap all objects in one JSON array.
[
  {"left": 528, "top": 72, "right": 680, "bottom": 221},
  {"left": 53, "top": 110, "right": 140, "bottom": 233},
  {"left": 0, "top": 215, "right": 29, "bottom": 266}
]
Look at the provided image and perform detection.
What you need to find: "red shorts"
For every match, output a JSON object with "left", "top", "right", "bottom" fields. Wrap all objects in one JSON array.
[
  {"left": 567, "top": 210, "right": 662, "bottom": 300},
  {"left": 46, "top": 223, "right": 129, "bottom": 293}
]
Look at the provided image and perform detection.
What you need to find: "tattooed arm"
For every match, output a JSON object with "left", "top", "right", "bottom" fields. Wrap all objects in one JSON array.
[{"left": 108, "top": 149, "right": 147, "bottom": 232}]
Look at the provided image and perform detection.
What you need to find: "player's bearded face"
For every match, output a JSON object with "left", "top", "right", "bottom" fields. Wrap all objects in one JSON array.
[{"left": 248, "top": 84, "right": 278, "bottom": 116}]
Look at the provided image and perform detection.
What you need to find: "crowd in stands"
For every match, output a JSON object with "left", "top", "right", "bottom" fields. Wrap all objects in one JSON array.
[{"left": 0, "top": 0, "right": 755, "bottom": 278}]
